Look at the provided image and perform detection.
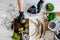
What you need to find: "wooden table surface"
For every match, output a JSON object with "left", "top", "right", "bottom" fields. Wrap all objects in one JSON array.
[{"left": 56, "top": 12, "right": 60, "bottom": 16}]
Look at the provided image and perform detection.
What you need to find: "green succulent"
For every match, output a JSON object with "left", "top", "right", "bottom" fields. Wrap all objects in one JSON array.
[
  {"left": 48, "top": 12, "right": 56, "bottom": 22},
  {"left": 46, "top": 3, "right": 54, "bottom": 11},
  {"left": 18, "top": 27, "right": 24, "bottom": 33},
  {"left": 11, "top": 32, "right": 20, "bottom": 40},
  {"left": 25, "top": 23, "right": 29, "bottom": 28}
]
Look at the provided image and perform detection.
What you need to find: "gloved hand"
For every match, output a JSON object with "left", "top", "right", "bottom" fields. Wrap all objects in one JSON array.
[
  {"left": 37, "top": 0, "right": 44, "bottom": 13},
  {"left": 27, "top": 5, "right": 36, "bottom": 14},
  {"left": 18, "top": 11, "right": 25, "bottom": 23}
]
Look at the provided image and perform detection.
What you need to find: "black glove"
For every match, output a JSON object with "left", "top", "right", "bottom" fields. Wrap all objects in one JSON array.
[
  {"left": 37, "top": 0, "right": 44, "bottom": 13},
  {"left": 27, "top": 5, "right": 36, "bottom": 14},
  {"left": 18, "top": 11, "right": 25, "bottom": 23}
]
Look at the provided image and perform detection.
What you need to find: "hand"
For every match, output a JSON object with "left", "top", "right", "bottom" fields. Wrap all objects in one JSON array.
[{"left": 18, "top": 12, "right": 25, "bottom": 23}]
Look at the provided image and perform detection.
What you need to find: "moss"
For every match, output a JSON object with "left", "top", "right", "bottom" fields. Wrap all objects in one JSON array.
[{"left": 46, "top": 3, "right": 54, "bottom": 11}]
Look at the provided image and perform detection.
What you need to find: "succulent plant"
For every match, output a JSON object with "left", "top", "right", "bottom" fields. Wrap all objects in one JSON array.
[
  {"left": 48, "top": 12, "right": 56, "bottom": 22},
  {"left": 11, "top": 32, "right": 20, "bottom": 40},
  {"left": 18, "top": 28, "right": 24, "bottom": 33},
  {"left": 46, "top": 3, "right": 54, "bottom": 11},
  {"left": 25, "top": 23, "right": 29, "bottom": 28}
]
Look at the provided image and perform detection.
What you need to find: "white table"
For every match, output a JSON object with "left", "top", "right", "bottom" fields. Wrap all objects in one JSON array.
[{"left": 0, "top": 0, "right": 60, "bottom": 40}]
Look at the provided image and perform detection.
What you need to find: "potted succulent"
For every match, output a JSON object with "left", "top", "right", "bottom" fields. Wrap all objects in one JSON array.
[
  {"left": 46, "top": 3, "right": 54, "bottom": 11},
  {"left": 48, "top": 12, "right": 56, "bottom": 22}
]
